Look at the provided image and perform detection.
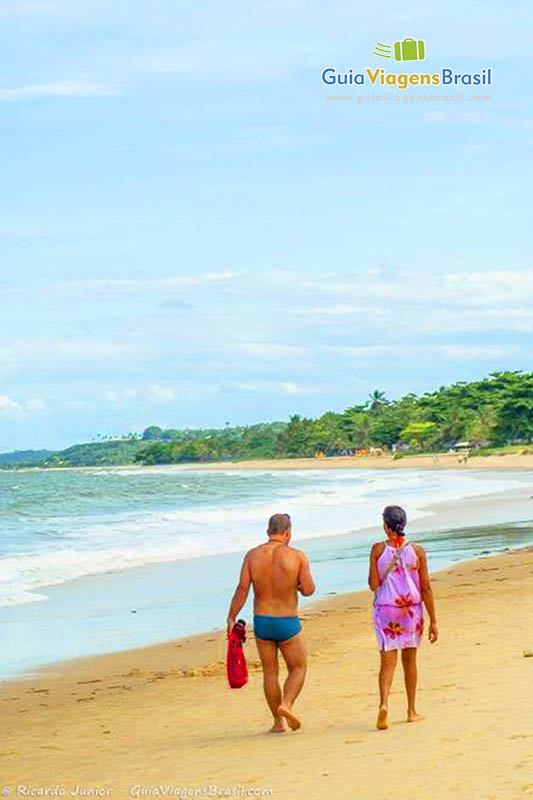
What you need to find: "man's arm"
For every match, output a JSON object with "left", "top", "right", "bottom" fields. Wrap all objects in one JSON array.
[
  {"left": 297, "top": 552, "right": 316, "bottom": 597},
  {"left": 368, "top": 543, "right": 381, "bottom": 591},
  {"left": 226, "top": 554, "right": 252, "bottom": 635},
  {"left": 415, "top": 545, "right": 438, "bottom": 643}
]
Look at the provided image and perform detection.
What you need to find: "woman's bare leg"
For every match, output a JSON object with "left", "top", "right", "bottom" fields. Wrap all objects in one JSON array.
[
  {"left": 377, "top": 649, "right": 398, "bottom": 729},
  {"left": 401, "top": 647, "right": 424, "bottom": 722}
]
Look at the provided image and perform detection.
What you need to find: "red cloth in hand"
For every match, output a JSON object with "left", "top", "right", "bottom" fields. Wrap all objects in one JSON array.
[{"left": 226, "top": 620, "right": 248, "bottom": 689}]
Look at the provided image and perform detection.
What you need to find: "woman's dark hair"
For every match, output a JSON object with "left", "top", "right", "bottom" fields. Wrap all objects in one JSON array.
[{"left": 383, "top": 505, "right": 407, "bottom": 536}]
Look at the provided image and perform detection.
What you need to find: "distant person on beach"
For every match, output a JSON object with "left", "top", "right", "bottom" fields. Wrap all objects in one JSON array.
[
  {"left": 368, "top": 505, "right": 438, "bottom": 730},
  {"left": 227, "top": 513, "right": 315, "bottom": 733}
]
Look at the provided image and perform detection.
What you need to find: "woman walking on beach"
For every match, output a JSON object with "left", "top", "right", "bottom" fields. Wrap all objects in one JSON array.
[{"left": 368, "top": 505, "right": 438, "bottom": 730}]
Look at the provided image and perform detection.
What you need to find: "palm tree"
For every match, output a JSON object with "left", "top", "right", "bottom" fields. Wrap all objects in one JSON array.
[{"left": 369, "top": 390, "right": 388, "bottom": 414}]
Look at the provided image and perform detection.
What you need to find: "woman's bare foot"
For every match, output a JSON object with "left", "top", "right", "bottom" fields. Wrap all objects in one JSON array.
[
  {"left": 376, "top": 707, "right": 388, "bottom": 730},
  {"left": 407, "top": 711, "right": 425, "bottom": 723},
  {"left": 269, "top": 719, "right": 286, "bottom": 733},
  {"left": 277, "top": 704, "right": 301, "bottom": 731}
]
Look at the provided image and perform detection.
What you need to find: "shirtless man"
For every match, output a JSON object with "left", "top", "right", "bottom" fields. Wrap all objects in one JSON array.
[{"left": 226, "top": 513, "right": 315, "bottom": 733}]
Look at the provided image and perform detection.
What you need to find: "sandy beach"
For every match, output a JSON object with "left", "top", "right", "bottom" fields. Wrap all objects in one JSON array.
[
  {"left": 34, "top": 449, "right": 533, "bottom": 474},
  {"left": 173, "top": 451, "right": 533, "bottom": 473},
  {"left": 2, "top": 545, "right": 533, "bottom": 799}
]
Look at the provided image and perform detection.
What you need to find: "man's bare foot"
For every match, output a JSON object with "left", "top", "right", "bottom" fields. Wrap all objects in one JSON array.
[
  {"left": 376, "top": 707, "right": 388, "bottom": 730},
  {"left": 269, "top": 720, "right": 286, "bottom": 733},
  {"left": 277, "top": 704, "right": 301, "bottom": 731},
  {"left": 407, "top": 711, "right": 425, "bottom": 723}
]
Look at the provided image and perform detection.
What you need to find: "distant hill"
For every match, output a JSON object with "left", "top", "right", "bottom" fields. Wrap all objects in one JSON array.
[
  {"left": 0, "top": 449, "right": 53, "bottom": 466},
  {"left": 0, "top": 422, "right": 288, "bottom": 468}
]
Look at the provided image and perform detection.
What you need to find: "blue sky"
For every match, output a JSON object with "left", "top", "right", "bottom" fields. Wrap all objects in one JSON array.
[{"left": 1, "top": 0, "right": 532, "bottom": 450}]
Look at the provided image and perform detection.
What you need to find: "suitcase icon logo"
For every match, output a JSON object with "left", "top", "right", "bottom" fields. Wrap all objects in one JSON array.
[{"left": 394, "top": 38, "right": 426, "bottom": 61}]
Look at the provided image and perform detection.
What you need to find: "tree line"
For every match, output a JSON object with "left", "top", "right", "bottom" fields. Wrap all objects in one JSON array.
[
  {"left": 134, "top": 371, "right": 533, "bottom": 465},
  {"left": 1, "top": 371, "right": 531, "bottom": 468}
]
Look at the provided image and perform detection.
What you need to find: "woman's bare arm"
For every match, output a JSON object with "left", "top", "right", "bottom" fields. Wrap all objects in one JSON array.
[
  {"left": 415, "top": 545, "right": 438, "bottom": 643},
  {"left": 368, "top": 543, "right": 382, "bottom": 591}
]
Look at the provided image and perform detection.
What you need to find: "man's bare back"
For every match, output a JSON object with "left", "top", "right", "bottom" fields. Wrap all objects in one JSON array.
[{"left": 246, "top": 540, "right": 313, "bottom": 616}]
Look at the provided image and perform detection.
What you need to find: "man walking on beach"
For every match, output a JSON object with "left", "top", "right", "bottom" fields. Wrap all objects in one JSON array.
[{"left": 227, "top": 513, "right": 315, "bottom": 733}]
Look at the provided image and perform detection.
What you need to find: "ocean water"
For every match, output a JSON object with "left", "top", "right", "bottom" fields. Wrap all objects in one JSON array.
[
  {"left": 0, "top": 466, "right": 528, "bottom": 608},
  {"left": 1, "top": 466, "right": 532, "bottom": 678}
]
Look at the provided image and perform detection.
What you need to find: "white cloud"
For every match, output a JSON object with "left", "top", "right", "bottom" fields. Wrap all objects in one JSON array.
[
  {"left": 0, "top": 81, "right": 118, "bottom": 101},
  {"left": 336, "top": 345, "right": 401, "bottom": 359},
  {"left": 240, "top": 343, "right": 308, "bottom": 358},
  {"left": 25, "top": 398, "right": 47, "bottom": 412},
  {"left": 0, "top": 396, "right": 47, "bottom": 417},
  {"left": 0, "top": 340, "right": 147, "bottom": 367},
  {"left": 0, "top": 395, "right": 24, "bottom": 417},
  {"left": 437, "top": 345, "right": 515, "bottom": 361},
  {"left": 334, "top": 344, "right": 520, "bottom": 362},
  {"left": 280, "top": 381, "right": 301, "bottom": 395},
  {"left": 411, "top": 307, "right": 533, "bottom": 334},
  {"left": 279, "top": 381, "right": 323, "bottom": 396},
  {"left": 57, "top": 272, "right": 239, "bottom": 295},
  {"left": 105, "top": 384, "right": 176, "bottom": 405},
  {"left": 104, "top": 388, "right": 138, "bottom": 406},
  {"left": 0, "top": 0, "right": 97, "bottom": 15},
  {"left": 422, "top": 111, "right": 488, "bottom": 125},
  {"left": 17, "top": 270, "right": 533, "bottom": 322},
  {"left": 296, "top": 305, "right": 390, "bottom": 317},
  {"left": 214, "top": 379, "right": 320, "bottom": 397},
  {"left": 284, "top": 269, "right": 533, "bottom": 312},
  {"left": 148, "top": 384, "right": 175, "bottom": 403}
]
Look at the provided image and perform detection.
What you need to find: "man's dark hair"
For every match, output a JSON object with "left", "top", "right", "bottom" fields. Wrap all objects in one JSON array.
[
  {"left": 382, "top": 505, "right": 407, "bottom": 535},
  {"left": 267, "top": 513, "right": 292, "bottom": 535}
]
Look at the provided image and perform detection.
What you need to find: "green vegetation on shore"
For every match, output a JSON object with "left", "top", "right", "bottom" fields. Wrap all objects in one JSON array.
[{"left": 1, "top": 371, "right": 532, "bottom": 468}]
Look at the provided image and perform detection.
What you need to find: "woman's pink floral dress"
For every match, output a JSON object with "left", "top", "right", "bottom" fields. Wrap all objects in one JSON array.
[{"left": 373, "top": 542, "right": 424, "bottom": 651}]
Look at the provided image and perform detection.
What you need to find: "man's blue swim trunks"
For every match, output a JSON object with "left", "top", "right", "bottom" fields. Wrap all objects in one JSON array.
[{"left": 253, "top": 614, "right": 302, "bottom": 643}]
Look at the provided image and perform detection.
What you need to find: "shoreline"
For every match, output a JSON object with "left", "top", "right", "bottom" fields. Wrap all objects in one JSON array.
[
  {"left": 9, "top": 538, "right": 531, "bottom": 684},
  {"left": 2, "top": 545, "right": 533, "bottom": 798},
  {"left": 2, "top": 479, "right": 533, "bottom": 679},
  {"left": 12, "top": 450, "right": 533, "bottom": 472}
]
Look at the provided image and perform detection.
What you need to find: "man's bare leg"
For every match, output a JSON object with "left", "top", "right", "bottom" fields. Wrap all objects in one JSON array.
[
  {"left": 401, "top": 647, "right": 425, "bottom": 722},
  {"left": 255, "top": 638, "right": 285, "bottom": 732},
  {"left": 277, "top": 634, "right": 307, "bottom": 731},
  {"left": 377, "top": 649, "right": 398, "bottom": 729}
]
